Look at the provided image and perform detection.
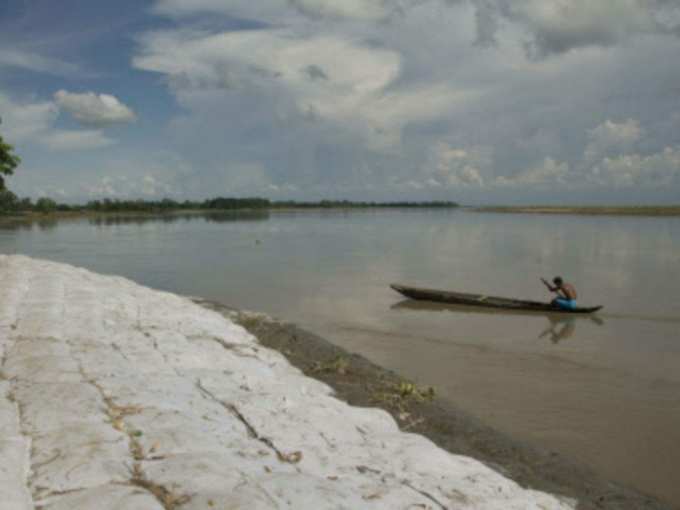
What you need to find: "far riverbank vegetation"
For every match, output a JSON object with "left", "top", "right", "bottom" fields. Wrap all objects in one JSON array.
[{"left": 0, "top": 192, "right": 460, "bottom": 217}]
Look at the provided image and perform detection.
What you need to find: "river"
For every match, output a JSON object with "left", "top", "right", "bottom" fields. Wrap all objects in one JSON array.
[{"left": 1, "top": 209, "right": 679, "bottom": 507}]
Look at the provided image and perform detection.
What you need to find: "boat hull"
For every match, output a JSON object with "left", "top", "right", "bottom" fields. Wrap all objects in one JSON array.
[{"left": 390, "top": 284, "right": 602, "bottom": 314}]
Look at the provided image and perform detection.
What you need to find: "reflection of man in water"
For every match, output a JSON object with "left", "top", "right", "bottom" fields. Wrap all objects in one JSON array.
[{"left": 539, "top": 316, "right": 576, "bottom": 343}]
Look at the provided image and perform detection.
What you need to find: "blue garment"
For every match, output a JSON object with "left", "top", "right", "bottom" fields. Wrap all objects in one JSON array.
[{"left": 554, "top": 297, "right": 577, "bottom": 310}]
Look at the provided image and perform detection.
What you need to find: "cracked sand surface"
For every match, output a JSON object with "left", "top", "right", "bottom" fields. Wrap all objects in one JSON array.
[{"left": 0, "top": 255, "right": 576, "bottom": 509}]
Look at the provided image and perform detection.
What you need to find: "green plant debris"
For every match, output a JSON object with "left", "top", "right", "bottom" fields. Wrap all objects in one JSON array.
[
  {"left": 371, "top": 380, "right": 436, "bottom": 413},
  {"left": 310, "top": 356, "right": 350, "bottom": 375}
]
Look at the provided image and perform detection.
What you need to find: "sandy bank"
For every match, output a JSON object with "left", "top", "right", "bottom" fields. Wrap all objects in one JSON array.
[{"left": 0, "top": 255, "right": 574, "bottom": 509}]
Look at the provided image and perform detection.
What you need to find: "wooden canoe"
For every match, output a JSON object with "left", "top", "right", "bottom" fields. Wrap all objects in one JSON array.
[{"left": 390, "top": 284, "right": 603, "bottom": 314}]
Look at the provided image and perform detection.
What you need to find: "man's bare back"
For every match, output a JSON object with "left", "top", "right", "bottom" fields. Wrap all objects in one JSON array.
[
  {"left": 541, "top": 276, "right": 577, "bottom": 309},
  {"left": 558, "top": 281, "right": 577, "bottom": 300}
]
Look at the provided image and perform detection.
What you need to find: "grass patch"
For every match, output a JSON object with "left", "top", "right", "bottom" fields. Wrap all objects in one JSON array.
[
  {"left": 371, "top": 380, "right": 436, "bottom": 413},
  {"left": 310, "top": 356, "right": 350, "bottom": 375}
]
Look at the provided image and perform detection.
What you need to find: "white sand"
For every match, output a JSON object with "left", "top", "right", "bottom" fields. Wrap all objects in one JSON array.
[{"left": 0, "top": 255, "right": 575, "bottom": 509}]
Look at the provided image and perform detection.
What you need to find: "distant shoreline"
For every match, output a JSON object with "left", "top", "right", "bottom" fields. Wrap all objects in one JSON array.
[
  {"left": 3, "top": 205, "right": 680, "bottom": 225},
  {"left": 0, "top": 202, "right": 460, "bottom": 224},
  {"left": 472, "top": 205, "right": 680, "bottom": 216},
  {"left": 0, "top": 207, "right": 459, "bottom": 227}
]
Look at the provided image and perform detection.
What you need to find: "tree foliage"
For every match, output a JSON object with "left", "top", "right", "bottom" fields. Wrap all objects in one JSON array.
[
  {"left": 0, "top": 118, "right": 21, "bottom": 191},
  {"left": 0, "top": 189, "right": 19, "bottom": 213},
  {"left": 35, "top": 197, "right": 58, "bottom": 214}
]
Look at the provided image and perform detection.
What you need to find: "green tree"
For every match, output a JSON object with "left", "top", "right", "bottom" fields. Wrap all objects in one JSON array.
[
  {"left": 35, "top": 197, "right": 57, "bottom": 214},
  {"left": 0, "top": 189, "right": 19, "bottom": 213},
  {"left": 18, "top": 197, "right": 33, "bottom": 211},
  {"left": 0, "top": 118, "right": 21, "bottom": 191}
]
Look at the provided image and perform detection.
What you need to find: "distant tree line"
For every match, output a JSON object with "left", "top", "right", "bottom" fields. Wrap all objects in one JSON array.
[
  {"left": 1, "top": 195, "right": 459, "bottom": 216},
  {"left": 271, "top": 199, "right": 459, "bottom": 209},
  {"left": 0, "top": 191, "right": 62, "bottom": 214}
]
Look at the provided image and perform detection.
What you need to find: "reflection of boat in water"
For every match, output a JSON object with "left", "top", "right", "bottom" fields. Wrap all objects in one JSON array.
[
  {"left": 391, "top": 284, "right": 603, "bottom": 314},
  {"left": 392, "top": 299, "right": 604, "bottom": 344},
  {"left": 391, "top": 298, "right": 604, "bottom": 323}
]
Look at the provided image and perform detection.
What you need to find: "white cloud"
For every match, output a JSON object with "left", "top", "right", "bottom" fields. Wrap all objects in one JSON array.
[
  {"left": 573, "top": 119, "right": 680, "bottom": 188},
  {"left": 590, "top": 146, "right": 680, "bottom": 187},
  {"left": 517, "top": 0, "right": 657, "bottom": 55},
  {"left": 134, "top": 28, "right": 476, "bottom": 150},
  {"left": 153, "top": 0, "right": 399, "bottom": 21},
  {"left": 0, "top": 49, "right": 81, "bottom": 76},
  {"left": 496, "top": 157, "right": 570, "bottom": 186},
  {"left": 1, "top": 90, "right": 125, "bottom": 152},
  {"left": 40, "top": 130, "right": 116, "bottom": 151},
  {"left": 134, "top": 29, "right": 400, "bottom": 98},
  {"left": 54, "top": 90, "right": 136, "bottom": 127},
  {"left": 152, "top": 0, "right": 283, "bottom": 19},
  {"left": 414, "top": 142, "right": 491, "bottom": 188},
  {"left": 84, "top": 176, "right": 119, "bottom": 197},
  {"left": 360, "top": 85, "right": 481, "bottom": 149},
  {"left": 289, "top": 0, "right": 389, "bottom": 20},
  {"left": 0, "top": 93, "right": 58, "bottom": 141},
  {"left": 36, "top": 186, "right": 68, "bottom": 198},
  {"left": 83, "top": 173, "right": 175, "bottom": 197},
  {"left": 475, "top": 0, "right": 677, "bottom": 57},
  {"left": 585, "top": 118, "right": 643, "bottom": 161},
  {"left": 153, "top": 0, "right": 679, "bottom": 37}
]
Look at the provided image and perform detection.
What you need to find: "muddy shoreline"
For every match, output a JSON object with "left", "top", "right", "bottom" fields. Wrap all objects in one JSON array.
[{"left": 195, "top": 299, "right": 671, "bottom": 510}]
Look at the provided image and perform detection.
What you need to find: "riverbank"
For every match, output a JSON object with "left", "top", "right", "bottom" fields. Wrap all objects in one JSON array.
[
  {"left": 195, "top": 301, "right": 670, "bottom": 510},
  {"left": 0, "top": 201, "right": 459, "bottom": 225},
  {"left": 4, "top": 204, "right": 679, "bottom": 230},
  {"left": 472, "top": 206, "right": 680, "bottom": 216},
  {"left": 0, "top": 209, "right": 213, "bottom": 224},
  {"left": 0, "top": 255, "right": 575, "bottom": 509}
]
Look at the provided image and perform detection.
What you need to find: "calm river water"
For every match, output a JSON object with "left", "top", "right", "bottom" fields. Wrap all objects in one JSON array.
[{"left": 1, "top": 209, "right": 679, "bottom": 507}]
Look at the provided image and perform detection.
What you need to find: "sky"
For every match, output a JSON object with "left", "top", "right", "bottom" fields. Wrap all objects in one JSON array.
[{"left": 1, "top": 0, "right": 680, "bottom": 204}]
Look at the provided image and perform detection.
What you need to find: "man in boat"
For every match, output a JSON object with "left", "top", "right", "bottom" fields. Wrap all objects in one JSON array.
[{"left": 541, "top": 276, "right": 577, "bottom": 310}]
